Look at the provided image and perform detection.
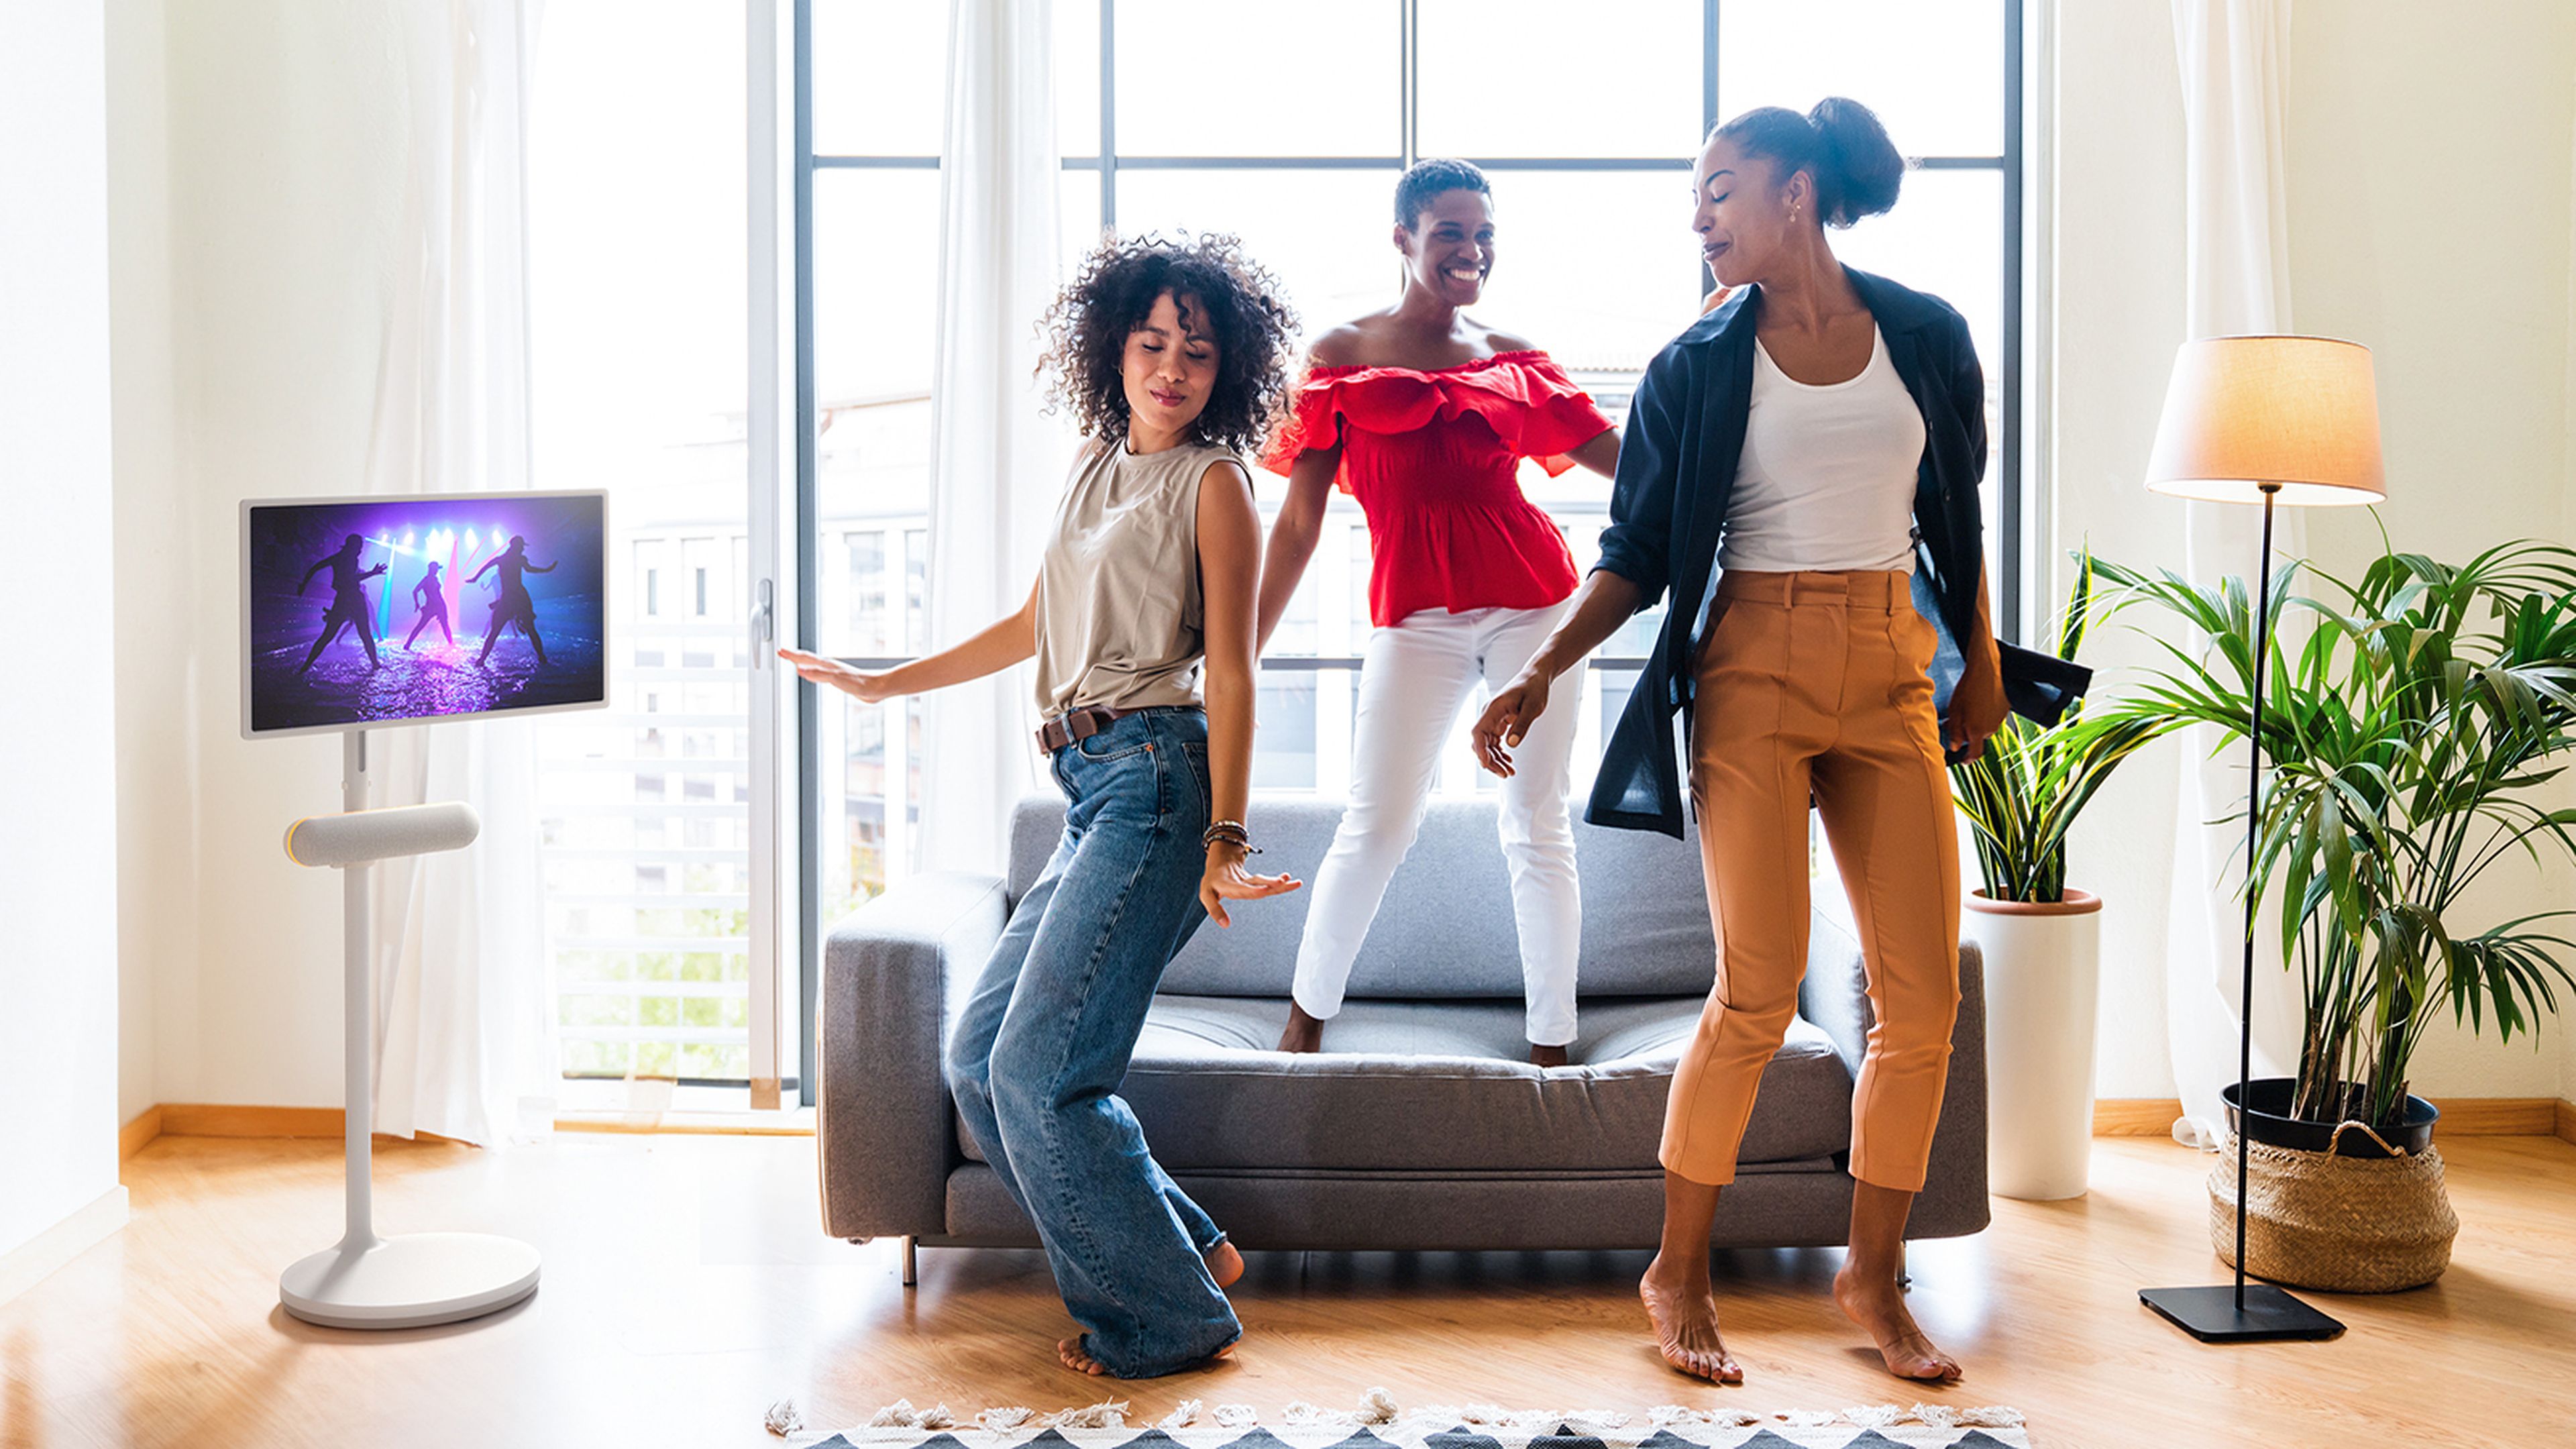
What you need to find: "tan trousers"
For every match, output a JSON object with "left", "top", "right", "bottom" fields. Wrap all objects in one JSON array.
[{"left": 1661, "top": 570, "right": 1964, "bottom": 1192}]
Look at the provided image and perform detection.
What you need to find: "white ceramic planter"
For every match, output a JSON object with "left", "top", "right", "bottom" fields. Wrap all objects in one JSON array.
[{"left": 1963, "top": 888, "right": 2104, "bottom": 1201}]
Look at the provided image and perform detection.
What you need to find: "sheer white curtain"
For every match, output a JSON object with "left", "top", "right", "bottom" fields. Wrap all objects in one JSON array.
[
  {"left": 2165, "top": 0, "right": 2308, "bottom": 1148},
  {"left": 360, "top": 0, "right": 557, "bottom": 1146},
  {"left": 918, "top": 0, "right": 1065, "bottom": 873}
]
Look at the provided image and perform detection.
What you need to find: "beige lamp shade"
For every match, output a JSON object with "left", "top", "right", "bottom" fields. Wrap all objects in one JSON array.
[{"left": 2145, "top": 336, "right": 2386, "bottom": 506}]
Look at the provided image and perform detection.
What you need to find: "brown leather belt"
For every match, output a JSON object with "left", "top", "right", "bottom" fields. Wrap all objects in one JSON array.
[{"left": 1036, "top": 705, "right": 1138, "bottom": 753}]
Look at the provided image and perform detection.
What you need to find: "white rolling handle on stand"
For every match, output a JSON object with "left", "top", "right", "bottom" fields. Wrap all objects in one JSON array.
[{"left": 276, "top": 730, "right": 542, "bottom": 1330}]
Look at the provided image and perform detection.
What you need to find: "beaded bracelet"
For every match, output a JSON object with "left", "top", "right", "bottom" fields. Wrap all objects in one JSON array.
[{"left": 1201, "top": 819, "right": 1260, "bottom": 855}]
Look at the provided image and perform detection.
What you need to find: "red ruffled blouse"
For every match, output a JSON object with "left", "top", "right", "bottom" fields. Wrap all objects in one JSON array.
[{"left": 1259, "top": 350, "right": 1615, "bottom": 629}]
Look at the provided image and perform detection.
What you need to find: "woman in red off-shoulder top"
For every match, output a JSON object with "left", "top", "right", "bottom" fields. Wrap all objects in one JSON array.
[{"left": 1254, "top": 159, "right": 1620, "bottom": 1066}]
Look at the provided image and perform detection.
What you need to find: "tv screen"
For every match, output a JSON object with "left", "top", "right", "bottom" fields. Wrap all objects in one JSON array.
[{"left": 242, "top": 490, "right": 608, "bottom": 737}]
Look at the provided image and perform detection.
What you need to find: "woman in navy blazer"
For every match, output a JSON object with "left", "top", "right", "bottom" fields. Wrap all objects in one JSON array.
[
  {"left": 1501, "top": 188, "right": 2086, "bottom": 844},
  {"left": 1472, "top": 100, "right": 2087, "bottom": 1387}
]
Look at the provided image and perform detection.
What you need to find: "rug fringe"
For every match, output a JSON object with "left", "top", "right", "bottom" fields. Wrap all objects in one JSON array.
[
  {"left": 867, "top": 1400, "right": 957, "bottom": 1431},
  {"left": 813, "top": 1390, "right": 2029, "bottom": 1438}
]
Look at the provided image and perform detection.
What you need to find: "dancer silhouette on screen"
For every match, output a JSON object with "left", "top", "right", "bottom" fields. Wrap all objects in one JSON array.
[
  {"left": 402, "top": 560, "right": 455, "bottom": 649},
  {"left": 469, "top": 534, "right": 554, "bottom": 666},
  {"left": 298, "top": 533, "right": 386, "bottom": 673}
]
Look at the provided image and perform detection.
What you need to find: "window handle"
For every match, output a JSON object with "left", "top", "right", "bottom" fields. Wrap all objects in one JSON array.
[{"left": 751, "top": 578, "right": 774, "bottom": 666}]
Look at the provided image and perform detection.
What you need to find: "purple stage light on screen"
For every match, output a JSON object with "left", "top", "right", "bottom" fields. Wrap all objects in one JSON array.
[{"left": 240, "top": 490, "right": 609, "bottom": 739}]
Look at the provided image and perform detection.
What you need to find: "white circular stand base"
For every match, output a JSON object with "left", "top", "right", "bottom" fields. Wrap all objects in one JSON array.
[{"left": 279, "top": 1232, "right": 541, "bottom": 1330}]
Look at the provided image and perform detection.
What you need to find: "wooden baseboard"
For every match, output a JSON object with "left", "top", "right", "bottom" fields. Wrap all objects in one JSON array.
[
  {"left": 2430, "top": 1097, "right": 2559, "bottom": 1136},
  {"left": 119, "top": 1106, "right": 164, "bottom": 1161},
  {"left": 140, "top": 1102, "right": 814, "bottom": 1144},
  {"left": 134, "top": 1097, "right": 2576, "bottom": 1148},
  {"left": 553, "top": 1112, "right": 814, "bottom": 1138},
  {"left": 2092, "top": 1099, "right": 2187, "bottom": 1136},
  {"left": 2094, "top": 1096, "right": 2569, "bottom": 1138},
  {"left": 162, "top": 1104, "right": 348, "bottom": 1139},
  {"left": 155, "top": 1104, "right": 466, "bottom": 1145}
]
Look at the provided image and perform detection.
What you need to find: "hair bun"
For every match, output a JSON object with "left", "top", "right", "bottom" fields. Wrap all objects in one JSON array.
[{"left": 1805, "top": 97, "right": 1904, "bottom": 225}]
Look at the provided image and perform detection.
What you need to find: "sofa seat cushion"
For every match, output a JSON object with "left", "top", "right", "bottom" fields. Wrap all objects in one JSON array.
[{"left": 954, "top": 994, "right": 1853, "bottom": 1173}]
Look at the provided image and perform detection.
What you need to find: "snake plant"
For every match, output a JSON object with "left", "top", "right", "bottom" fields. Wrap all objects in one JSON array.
[{"left": 1949, "top": 547, "right": 2164, "bottom": 904}]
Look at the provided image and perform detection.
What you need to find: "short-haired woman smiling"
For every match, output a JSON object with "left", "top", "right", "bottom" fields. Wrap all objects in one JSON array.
[{"left": 1258, "top": 158, "right": 1621, "bottom": 1067}]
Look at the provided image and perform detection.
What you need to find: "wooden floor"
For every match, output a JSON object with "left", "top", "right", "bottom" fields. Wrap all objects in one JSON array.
[{"left": 5, "top": 1130, "right": 2574, "bottom": 1449}]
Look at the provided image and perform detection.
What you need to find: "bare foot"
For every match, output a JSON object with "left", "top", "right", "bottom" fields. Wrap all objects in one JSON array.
[
  {"left": 1833, "top": 1263, "right": 1962, "bottom": 1383},
  {"left": 1529, "top": 1042, "right": 1570, "bottom": 1068},
  {"left": 1204, "top": 1239, "right": 1245, "bottom": 1289},
  {"left": 1639, "top": 1256, "right": 1741, "bottom": 1384},
  {"left": 1276, "top": 1004, "right": 1326, "bottom": 1053},
  {"left": 1058, "top": 1337, "right": 1238, "bottom": 1377}
]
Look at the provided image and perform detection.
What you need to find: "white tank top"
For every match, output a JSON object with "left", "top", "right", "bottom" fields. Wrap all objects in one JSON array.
[{"left": 1717, "top": 325, "right": 1927, "bottom": 575}]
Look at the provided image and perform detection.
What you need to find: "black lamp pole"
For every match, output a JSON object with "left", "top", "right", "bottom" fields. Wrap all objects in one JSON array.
[{"left": 2139, "top": 484, "right": 2343, "bottom": 1342}]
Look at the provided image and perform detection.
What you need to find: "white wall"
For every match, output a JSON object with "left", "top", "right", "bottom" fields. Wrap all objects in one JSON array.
[
  {"left": 1, "top": 0, "right": 125, "bottom": 1262},
  {"left": 2050, "top": 0, "right": 2194, "bottom": 1100},
  {"left": 108, "top": 0, "right": 183, "bottom": 1126},
  {"left": 172, "top": 1, "right": 408, "bottom": 1110},
  {"left": 2055, "top": 0, "right": 2576, "bottom": 1102},
  {"left": 109, "top": 0, "right": 410, "bottom": 1111},
  {"left": 105, "top": 1, "right": 2576, "bottom": 1112},
  {"left": 2288, "top": 0, "right": 2575, "bottom": 1102}
]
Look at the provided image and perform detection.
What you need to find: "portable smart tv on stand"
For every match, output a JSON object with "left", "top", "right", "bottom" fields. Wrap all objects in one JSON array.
[{"left": 242, "top": 489, "right": 608, "bottom": 1329}]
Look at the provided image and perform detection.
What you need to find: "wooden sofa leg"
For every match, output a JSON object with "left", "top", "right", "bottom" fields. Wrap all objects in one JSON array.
[{"left": 902, "top": 1235, "right": 918, "bottom": 1288}]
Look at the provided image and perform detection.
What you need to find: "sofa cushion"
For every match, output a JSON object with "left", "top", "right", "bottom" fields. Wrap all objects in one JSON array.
[
  {"left": 1007, "top": 797, "right": 1723, "bottom": 1002},
  {"left": 955, "top": 994, "right": 1854, "bottom": 1173}
]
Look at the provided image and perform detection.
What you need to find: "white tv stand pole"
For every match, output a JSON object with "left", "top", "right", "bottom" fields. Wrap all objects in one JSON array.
[
  {"left": 276, "top": 727, "right": 543, "bottom": 1330},
  {"left": 342, "top": 727, "right": 373, "bottom": 1251}
]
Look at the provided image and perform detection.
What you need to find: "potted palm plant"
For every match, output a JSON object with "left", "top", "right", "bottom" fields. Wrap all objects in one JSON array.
[
  {"left": 2094, "top": 537, "right": 2576, "bottom": 1289},
  {"left": 1950, "top": 549, "right": 2165, "bottom": 1199}
]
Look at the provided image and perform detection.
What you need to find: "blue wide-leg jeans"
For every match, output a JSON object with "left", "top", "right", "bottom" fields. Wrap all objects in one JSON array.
[{"left": 944, "top": 706, "right": 1238, "bottom": 1377}]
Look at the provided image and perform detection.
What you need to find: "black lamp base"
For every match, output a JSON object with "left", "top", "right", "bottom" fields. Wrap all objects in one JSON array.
[{"left": 2139, "top": 1283, "right": 2345, "bottom": 1342}]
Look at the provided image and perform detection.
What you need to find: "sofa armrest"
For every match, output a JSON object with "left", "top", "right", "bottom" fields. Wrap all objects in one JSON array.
[
  {"left": 816, "top": 870, "right": 1010, "bottom": 1240},
  {"left": 1798, "top": 914, "right": 1991, "bottom": 1237}
]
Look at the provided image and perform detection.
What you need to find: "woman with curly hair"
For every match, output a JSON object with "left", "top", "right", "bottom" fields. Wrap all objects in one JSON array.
[
  {"left": 1257, "top": 158, "right": 1621, "bottom": 1066},
  {"left": 781, "top": 233, "right": 1303, "bottom": 1378}
]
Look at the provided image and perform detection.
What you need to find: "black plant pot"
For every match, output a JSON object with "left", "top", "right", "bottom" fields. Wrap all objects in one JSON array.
[{"left": 2223, "top": 1077, "right": 2438, "bottom": 1159}]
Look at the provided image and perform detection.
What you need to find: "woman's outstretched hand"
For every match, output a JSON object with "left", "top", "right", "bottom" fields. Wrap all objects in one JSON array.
[
  {"left": 1471, "top": 672, "right": 1552, "bottom": 778},
  {"left": 1200, "top": 843, "right": 1301, "bottom": 928},
  {"left": 777, "top": 646, "right": 895, "bottom": 704}
]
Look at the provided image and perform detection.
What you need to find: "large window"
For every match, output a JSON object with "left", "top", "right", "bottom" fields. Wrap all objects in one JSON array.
[
  {"left": 531, "top": 1, "right": 759, "bottom": 1097},
  {"left": 511, "top": 0, "right": 2021, "bottom": 1110},
  {"left": 801, "top": 0, "right": 2023, "bottom": 904}
]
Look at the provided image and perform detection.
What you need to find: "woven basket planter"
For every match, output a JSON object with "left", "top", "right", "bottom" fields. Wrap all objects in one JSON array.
[{"left": 2208, "top": 1132, "right": 2459, "bottom": 1293}]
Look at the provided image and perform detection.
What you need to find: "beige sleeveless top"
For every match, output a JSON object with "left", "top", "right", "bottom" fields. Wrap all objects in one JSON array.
[{"left": 1032, "top": 437, "right": 1234, "bottom": 717}]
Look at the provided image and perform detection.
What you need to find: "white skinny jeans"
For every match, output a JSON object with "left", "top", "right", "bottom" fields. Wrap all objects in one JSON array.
[{"left": 1290, "top": 600, "right": 1585, "bottom": 1046}]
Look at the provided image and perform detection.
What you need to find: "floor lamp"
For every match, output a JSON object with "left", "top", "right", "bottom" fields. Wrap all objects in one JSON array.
[{"left": 2136, "top": 335, "right": 2385, "bottom": 1342}]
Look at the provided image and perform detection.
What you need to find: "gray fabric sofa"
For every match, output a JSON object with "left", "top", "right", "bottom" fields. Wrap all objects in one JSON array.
[{"left": 818, "top": 796, "right": 1988, "bottom": 1271}]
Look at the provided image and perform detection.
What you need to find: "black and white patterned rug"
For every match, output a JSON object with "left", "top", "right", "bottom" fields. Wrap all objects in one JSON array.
[{"left": 781, "top": 1397, "right": 2034, "bottom": 1449}]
